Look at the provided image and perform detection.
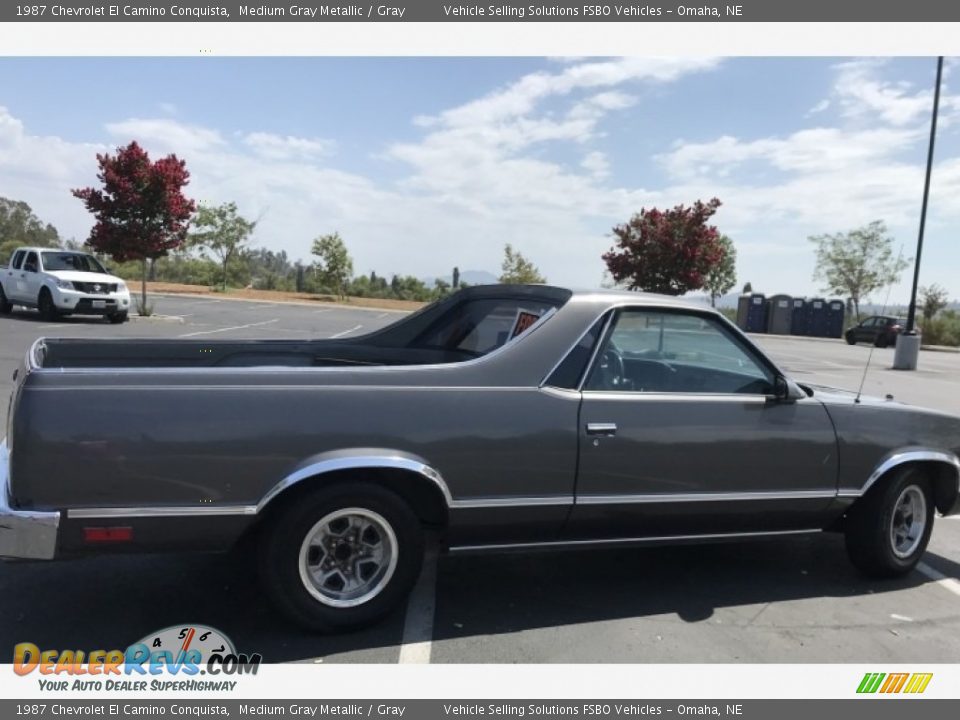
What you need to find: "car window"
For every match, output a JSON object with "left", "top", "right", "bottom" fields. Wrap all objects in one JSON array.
[
  {"left": 23, "top": 252, "right": 38, "bottom": 272},
  {"left": 584, "top": 309, "right": 774, "bottom": 395},
  {"left": 40, "top": 252, "right": 107, "bottom": 274},
  {"left": 413, "top": 298, "right": 558, "bottom": 356},
  {"left": 861, "top": 317, "right": 877, "bottom": 327},
  {"left": 10, "top": 250, "right": 25, "bottom": 270},
  {"left": 544, "top": 315, "right": 607, "bottom": 389}
]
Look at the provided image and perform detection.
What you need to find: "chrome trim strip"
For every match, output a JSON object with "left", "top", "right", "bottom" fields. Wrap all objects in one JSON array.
[
  {"left": 449, "top": 496, "right": 573, "bottom": 509},
  {"left": 448, "top": 528, "right": 822, "bottom": 553},
  {"left": 257, "top": 455, "right": 454, "bottom": 512},
  {"left": 67, "top": 505, "right": 257, "bottom": 519},
  {"left": 582, "top": 391, "right": 769, "bottom": 403},
  {"left": 0, "top": 438, "right": 60, "bottom": 560},
  {"left": 576, "top": 490, "right": 838, "bottom": 505},
  {"left": 855, "top": 449, "right": 960, "bottom": 497}
]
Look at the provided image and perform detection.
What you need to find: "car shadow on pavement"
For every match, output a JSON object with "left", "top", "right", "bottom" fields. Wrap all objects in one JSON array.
[
  {"left": 0, "top": 533, "right": 955, "bottom": 663},
  {"left": 3, "top": 308, "right": 108, "bottom": 324}
]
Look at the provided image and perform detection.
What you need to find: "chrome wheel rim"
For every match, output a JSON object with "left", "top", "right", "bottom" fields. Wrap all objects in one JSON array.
[
  {"left": 890, "top": 485, "right": 927, "bottom": 559},
  {"left": 298, "top": 507, "right": 398, "bottom": 608}
]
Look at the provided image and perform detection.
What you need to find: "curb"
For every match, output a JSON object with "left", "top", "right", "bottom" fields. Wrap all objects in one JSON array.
[
  {"left": 128, "top": 314, "right": 184, "bottom": 324},
  {"left": 150, "top": 292, "right": 412, "bottom": 314}
]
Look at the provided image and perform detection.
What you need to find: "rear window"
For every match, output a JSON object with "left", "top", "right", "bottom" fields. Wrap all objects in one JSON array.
[{"left": 413, "top": 298, "right": 558, "bottom": 357}]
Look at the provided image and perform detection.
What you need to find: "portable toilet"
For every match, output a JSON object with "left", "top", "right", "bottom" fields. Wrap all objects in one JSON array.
[
  {"left": 736, "top": 295, "right": 751, "bottom": 331},
  {"left": 825, "top": 299, "right": 845, "bottom": 338},
  {"left": 790, "top": 298, "right": 808, "bottom": 336},
  {"left": 766, "top": 294, "right": 793, "bottom": 335},
  {"left": 744, "top": 293, "right": 768, "bottom": 333},
  {"left": 807, "top": 298, "right": 827, "bottom": 337}
]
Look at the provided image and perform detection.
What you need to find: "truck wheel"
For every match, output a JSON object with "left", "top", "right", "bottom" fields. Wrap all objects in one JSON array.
[
  {"left": 257, "top": 483, "right": 424, "bottom": 631},
  {"left": 0, "top": 286, "right": 11, "bottom": 314},
  {"left": 845, "top": 467, "right": 934, "bottom": 578},
  {"left": 108, "top": 311, "right": 128, "bottom": 324},
  {"left": 38, "top": 289, "right": 59, "bottom": 321}
]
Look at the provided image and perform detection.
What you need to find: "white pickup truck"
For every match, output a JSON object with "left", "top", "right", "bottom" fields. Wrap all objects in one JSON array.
[{"left": 0, "top": 246, "right": 131, "bottom": 322}]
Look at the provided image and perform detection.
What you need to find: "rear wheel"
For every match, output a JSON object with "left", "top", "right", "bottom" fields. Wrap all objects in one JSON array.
[
  {"left": 874, "top": 334, "right": 889, "bottom": 348},
  {"left": 38, "top": 289, "right": 59, "bottom": 321},
  {"left": 257, "top": 483, "right": 424, "bottom": 631},
  {"left": 0, "top": 285, "right": 11, "bottom": 314},
  {"left": 845, "top": 467, "right": 934, "bottom": 577}
]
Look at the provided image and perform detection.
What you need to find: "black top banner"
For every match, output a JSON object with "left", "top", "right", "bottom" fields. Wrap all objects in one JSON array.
[{"left": 4, "top": 0, "right": 960, "bottom": 22}]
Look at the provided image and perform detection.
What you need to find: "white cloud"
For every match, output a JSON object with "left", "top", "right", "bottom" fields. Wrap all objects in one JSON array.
[
  {"left": 105, "top": 118, "right": 225, "bottom": 155},
  {"left": 806, "top": 99, "right": 830, "bottom": 116},
  {"left": 242, "top": 132, "right": 335, "bottom": 160}
]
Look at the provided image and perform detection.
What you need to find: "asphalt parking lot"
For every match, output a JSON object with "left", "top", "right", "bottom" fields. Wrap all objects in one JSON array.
[{"left": 1, "top": 295, "right": 959, "bottom": 664}]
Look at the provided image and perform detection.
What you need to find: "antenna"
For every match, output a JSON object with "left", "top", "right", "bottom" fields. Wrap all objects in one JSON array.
[{"left": 854, "top": 245, "right": 905, "bottom": 404}]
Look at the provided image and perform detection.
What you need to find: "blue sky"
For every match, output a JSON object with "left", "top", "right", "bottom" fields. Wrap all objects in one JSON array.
[{"left": 1, "top": 57, "right": 959, "bottom": 303}]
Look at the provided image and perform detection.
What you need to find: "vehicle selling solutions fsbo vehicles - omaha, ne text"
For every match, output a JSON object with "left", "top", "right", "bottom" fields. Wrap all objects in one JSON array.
[
  {"left": 0, "top": 247, "right": 131, "bottom": 323},
  {"left": 1, "top": 285, "right": 959, "bottom": 630}
]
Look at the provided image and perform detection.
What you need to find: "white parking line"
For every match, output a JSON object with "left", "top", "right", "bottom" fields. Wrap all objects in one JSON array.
[
  {"left": 916, "top": 562, "right": 960, "bottom": 598},
  {"left": 398, "top": 545, "right": 439, "bottom": 665},
  {"left": 178, "top": 319, "right": 279, "bottom": 338},
  {"left": 329, "top": 324, "right": 362, "bottom": 339}
]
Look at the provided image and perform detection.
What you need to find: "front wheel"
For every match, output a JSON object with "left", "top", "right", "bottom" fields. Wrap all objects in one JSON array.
[
  {"left": 257, "top": 483, "right": 424, "bottom": 631},
  {"left": 844, "top": 331, "right": 856, "bottom": 345},
  {"left": 38, "top": 289, "right": 59, "bottom": 321},
  {"left": 0, "top": 285, "right": 11, "bottom": 314},
  {"left": 845, "top": 468, "right": 934, "bottom": 578},
  {"left": 108, "top": 311, "right": 128, "bottom": 324}
]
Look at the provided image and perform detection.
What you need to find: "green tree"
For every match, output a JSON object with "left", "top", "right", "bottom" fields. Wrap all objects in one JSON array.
[
  {"left": 311, "top": 232, "right": 354, "bottom": 300},
  {"left": 0, "top": 197, "right": 61, "bottom": 262},
  {"left": 190, "top": 202, "right": 257, "bottom": 291},
  {"left": 919, "top": 284, "right": 950, "bottom": 325},
  {"left": 704, "top": 235, "right": 737, "bottom": 307},
  {"left": 499, "top": 243, "right": 546, "bottom": 284},
  {"left": 810, "top": 220, "right": 909, "bottom": 320}
]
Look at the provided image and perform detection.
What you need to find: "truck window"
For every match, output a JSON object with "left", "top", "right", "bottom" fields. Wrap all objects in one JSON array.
[
  {"left": 40, "top": 252, "right": 107, "bottom": 274},
  {"left": 10, "top": 250, "right": 25, "bottom": 270},
  {"left": 23, "top": 252, "right": 39, "bottom": 273}
]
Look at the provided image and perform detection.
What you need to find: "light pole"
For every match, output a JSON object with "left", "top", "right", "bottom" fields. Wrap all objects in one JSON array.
[{"left": 894, "top": 55, "right": 943, "bottom": 370}]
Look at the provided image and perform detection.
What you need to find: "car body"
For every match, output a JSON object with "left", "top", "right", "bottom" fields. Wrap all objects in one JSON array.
[
  {"left": 845, "top": 315, "right": 915, "bottom": 348},
  {"left": 2, "top": 285, "right": 959, "bottom": 630},
  {"left": 0, "top": 247, "right": 131, "bottom": 322}
]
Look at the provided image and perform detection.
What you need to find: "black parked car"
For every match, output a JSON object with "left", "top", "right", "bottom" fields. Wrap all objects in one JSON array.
[{"left": 845, "top": 315, "right": 915, "bottom": 348}]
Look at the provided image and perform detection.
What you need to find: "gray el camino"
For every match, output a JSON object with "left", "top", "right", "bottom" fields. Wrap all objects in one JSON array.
[{"left": 2, "top": 285, "right": 959, "bottom": 630}]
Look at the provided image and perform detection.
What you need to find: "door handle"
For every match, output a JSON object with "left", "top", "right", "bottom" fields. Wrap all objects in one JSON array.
[{"left": 585, "top": 422, "right": 617, "bottom": 437}]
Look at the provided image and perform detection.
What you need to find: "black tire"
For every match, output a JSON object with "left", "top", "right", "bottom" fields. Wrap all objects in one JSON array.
[
  {"left": 257, "top": 483, "right": 424, "bottom": 632},
  {"left": 845, "top": 467, "right": 934, "bottom": 578},
  {"left": 844, "top": 331, "right": 856, "bottom": 345},
  {"left": 874, "top": 334, "right": 889, "bottom": 348},
  {"left": 108, "top": 311, "right": 128, "bottom": 324},
  {"left": 38, "top": 289, "right": 59, "bottom": 321},
  {"left": 0, "top": 285, "right": 11, "bottom": 314}
]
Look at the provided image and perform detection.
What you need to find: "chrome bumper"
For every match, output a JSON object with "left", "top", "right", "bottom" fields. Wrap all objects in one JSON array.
[{"left": 0, "top": 439, "right": 59, "bottom": 559}]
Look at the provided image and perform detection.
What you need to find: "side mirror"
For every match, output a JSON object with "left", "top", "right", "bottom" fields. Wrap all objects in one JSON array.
[{"left": 773, "top": 375, "right": 805, "bottom": 403}]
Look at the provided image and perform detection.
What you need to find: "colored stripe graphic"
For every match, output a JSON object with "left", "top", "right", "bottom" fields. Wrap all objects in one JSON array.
[
  {"left": 904, "top": 673, "right": 933, "bottom": 694},
  {"left": 857, "top": 673, "right": 885, "bottom": 693},
  {"left": 880, "top": 673, "right": 909, "bottom": 693},
  {"left": 857, "top": 672, "right": 932, "bottom": 694}
]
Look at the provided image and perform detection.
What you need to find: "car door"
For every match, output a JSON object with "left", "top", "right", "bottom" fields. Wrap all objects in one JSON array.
[
  {"left": 858, "top": 317, "right": 879, "bottom": 343},
  {"left": 20, "top": 251, "right": 43, "bottom": 304},
  {"left": 4, "top": 250, "right": 26, "bottom": 301},
  {"left": 567, "top": 307, "right": 839, "bottom": 540}
]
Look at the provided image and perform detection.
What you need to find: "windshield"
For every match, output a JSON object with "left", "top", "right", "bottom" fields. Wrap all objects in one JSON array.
[{"left": 41, "top": 252, "right": 107, "bottom": 274}]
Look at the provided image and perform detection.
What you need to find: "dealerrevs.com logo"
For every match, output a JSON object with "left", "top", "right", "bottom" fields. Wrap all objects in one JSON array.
[
  {"left": 857, "top": 672, "right": 933, "bottom": 694},
  {"left": 13, "top": 625, "right": 261, "bottom": 692}
]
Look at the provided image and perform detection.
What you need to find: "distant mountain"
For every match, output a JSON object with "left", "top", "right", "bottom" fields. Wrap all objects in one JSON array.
[{"left": 423, "top": 270, "right": 499, "bottom": 287}]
